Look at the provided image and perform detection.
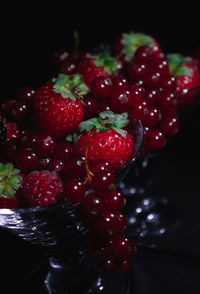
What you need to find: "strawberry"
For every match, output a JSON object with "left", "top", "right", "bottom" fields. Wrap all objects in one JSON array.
[
  {"left": 34, "top": 74, "right": 88, "bottom": 139},
  {"left": 112, "top": 32, "right": 162, "bottom": 62},
  {"left": 77, "top": 53, "right": 118, "bottom": 87},
  {"left": 167, "top": 53, "right": 200, "bottom": 105},
  {"left": 21, "top": 170, "right": 63, "bottom": 207},
  {"left": 75, "top": 111, "right": 135, "bottom": 171},
  {"left": 0, "top": 162, "right": 23, "bottom": 208}
]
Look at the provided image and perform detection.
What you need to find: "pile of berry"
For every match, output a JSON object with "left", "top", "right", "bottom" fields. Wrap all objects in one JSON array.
[{"left": 0, "top": 31, "right": 200, "bottom": 273}]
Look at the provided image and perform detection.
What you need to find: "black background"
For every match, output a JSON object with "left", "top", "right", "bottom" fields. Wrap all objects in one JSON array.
[{"left": 1, "top": 4, "right": 200, "bottom": 294}]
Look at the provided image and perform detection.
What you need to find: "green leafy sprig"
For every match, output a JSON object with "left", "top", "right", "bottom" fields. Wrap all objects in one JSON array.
[
  {"left": 52, "top": 73, "right": 89, "bottom": 101},
  {"left": 79, "top": 111, "right": 129, "bottom": 138},
  {"left": 0, "top": 163, "right": 22, "bottom": 199}
]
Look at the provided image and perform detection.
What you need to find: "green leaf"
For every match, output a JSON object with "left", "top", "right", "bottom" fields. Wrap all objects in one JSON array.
[
  {"left": 110, "top": 126, "right": 126, "bottom": 138},
  {"left": 52, "top": 73, "right": 88, "bottom": 101},
  {"left": 121, "top": 32, "right": 154, "bottom": 61},
  {"left": 175, "top": 66, "right": 193, "bottom": 77},
  {"left": 65, "top": 134, "right": 73, "bottom": 142},
  {"left": 93, "top": 53, "right": 118, "bottom": 75},
  {"left": 0, "top": 163, "right": 21, "bottom": 199}
]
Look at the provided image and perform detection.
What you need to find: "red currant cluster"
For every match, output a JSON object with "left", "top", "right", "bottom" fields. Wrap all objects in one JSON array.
[{"left": 0, "top": 31, "right": 200, "bottom": 273}]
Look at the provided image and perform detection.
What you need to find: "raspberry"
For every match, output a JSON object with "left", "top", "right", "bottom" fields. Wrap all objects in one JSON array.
[{"left": 21, "top": 170, "right": 63, "bottom": 207}]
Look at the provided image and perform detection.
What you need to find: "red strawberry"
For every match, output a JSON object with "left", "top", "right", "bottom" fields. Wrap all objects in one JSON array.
[
  {"left": 77, "top": 53, "right": 118, "bottom": 87},
  {"left": 112, "top": 32, "right": 162, "bottom": 62},
  {"left": 34, "top": 74, "right": 88, "bottom": 139},
  {"left": 21, "top": 170, "right": 63, "bottom": 207},
  {"left": 0, "top": 162, "right": 23, "bottom": 208},
  {"left": 167, "top": 53, "right": 200, "bottom": 105},
  {"left": 75, "top": 111, "right": 135, "bottom": 171}
]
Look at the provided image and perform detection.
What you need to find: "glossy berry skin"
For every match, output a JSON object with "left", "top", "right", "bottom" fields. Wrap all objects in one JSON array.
[
  {"left": 129, "top": 98, "right": 149, "bottom": 121},
  {"left": 54, "top": 141, "right": 73, "bottom": 160},
  {"left": 145, "top": 129, "right": 166, "bottom": 150},
  {"left": 134, "top": 45, "right": 154, "bottom": 64},
  {"left": 112, "top": 76, "right": 129, "bottom": 89},
  {"left": 63, "top": 177, "right": 86, "bottom": 204},
  {"left": 15, "top": 148, "right": 40, "bottom": 173},
  {"left": 99, "top": 258, "right": 116, "bottom": 273},
  {"left": 144, "top": 89, "right": 160, "bottom": 106},
  {"left": 83, "top": 95, "right": 99, "bottom": 119},
  {"left": 34, "top": 134, "right": 55, "bottom": 158},
  {"left": 63, "top": 155, "right": 86, "bottom": 178},
  {"left": 9, "top": 102, "right": 29, "bottom": 122},
  {"left": 142, "top": 106, "right": 162, "bottom": 128},
  {"left": 128, "top": 61, "right": 149, "bottom": 81},
  {"left": 110, "top": 236, "right": 136, "bottom": 259},
  {"left": 117, "top": 259, "right": 132, "bottom": 273},
  {"left": 34, "top": 82, "right": 84, "bottom": 139},
  {"left": 21, "top": 170, "right": 63, "bottom": 206},
  {"left": 159, "top": 92, "right": 178, "bottom": 115},
  {"left": 90, "top": 171, "right": 116, "bottom": 195},
  {"left": 95, "top": 212, "right": 125, "bottom": 236},
  {"left": 161, "top": 75, "right": 177, "bottom": 92},
  {"left": 109, "top": 88, "right": 134, "bottom": 113},
  {"left": 76, "top": 128, "right": 134, "bottom": 171},
  {"left": 102, "top": 190, "right": 124, "bottom": 212},
  {"left": 90, "top": 76, "right": 112, "bottom": 100},
  {"left": 81, "top": 192, "right": 104, "bottom": 217},
  {"left": 46, "top": 159, "right": 65, "bottom": 173},
  {"left": 159, "top": 115, "right": 179, "bottom": 136},
  {"left": 88, "top": 159, "right": 113, "bottom": 175}
]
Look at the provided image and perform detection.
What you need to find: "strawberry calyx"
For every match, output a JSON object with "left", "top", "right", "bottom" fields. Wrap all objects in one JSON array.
[
  {"left": 79, "top": 111, "right": 129, "bottom": 138},
  {"left": 0, "top": 163, "right": 22, "bottom": 199},
  {"left": 167, "top": 53, "right": 193, "bottom": 77},
  {"left": 52, "top": 73, "right": 89, "bottom": 101},
  {"left": 93, "top": 52, "right": 118, "bottom": 75},
  {"left": 121, "top": 32, "right": 157, "bottom": 61}
]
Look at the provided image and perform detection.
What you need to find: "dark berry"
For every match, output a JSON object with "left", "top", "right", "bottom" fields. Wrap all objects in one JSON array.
[
  {"left": 90, "top": 76, "right": 112, "bottom": 100},
  {"left": 63, "top": 177, "right": 86, "bottom": 204},
  {"left": 15, "top": 148, "right": 40, "bottom": 173},
  {"left": 110, "top": 236, "right": 135, "bottom": 259},
  {"left": 54, "top": 141, "right": 73, "bottom": 160},
  {"left": 102, "top": 190, "right": 124, "bottom": 212},
  {"left": 112, "top": 76, "right": 129, "bottom": 89},
  {"left": 83, "top": 95, "right": 99, "bottom": 119},
  {"left": 90, "top": 171, "right": 115, "bottom": 195},
  {"left": 110, "top": 88, "right": 133, "bottom": 112},
  {"left": 145, "top": 129, "right": 166, "bottom": 150},
  {"left": 9, "top": 102, "right": 29, "bottom": 122},
  {"left": 34, "top": 134, "right": 55, "bottom": 158},
  {"left": 159, "top": 115, "right": 179, "bottom": 136},
  {"left": 81, "top": 192, "right": 104, "bottom": 217},
  {"left": 17, "top": 87, "right": 35, "bottom": 105}
]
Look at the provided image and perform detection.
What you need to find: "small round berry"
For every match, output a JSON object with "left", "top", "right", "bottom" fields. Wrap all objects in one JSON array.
[
  {"left": 128, "top": 61, "right": 149, "bottom": 81},
  {"left": 144, "top": 70, "right": 163, "bottom": 89},
  {"left": 46, "top": 159, "right": 65, "bottom": 173},
  {"left": 81, "top": 192, "right": 104, "bottom": 217},
  {"left": 54, "top": 141, "right": 73, "bottom": 161},
  {"left": 159, "top": 115, "right": 179, "bottom": 136},
  {"left": 110, "top": 88, "right": 133, "bottom": 112},
  {"left": 98, "top": 99, "right": 111, "bottom": 112},
  {"left": 102, "top": 190, "right": 124, "bottom": 212},
  {"left": 34, "top": 134, "right": 55, "bottom": 158},
  {"left": 160, "top": 75, "right": 177, "bottom": 92},
  {"left": 95, "top": 212, "right": 123, "bottom": 236},
  {"left": 83, "top": 95, "right": 99, "bottom": 119},
  {"left": 134, "top": 45, "right": 154, "bottom": 64},
  {"left": 142, "top": 106, "right": 162, "bottom": 128},
  {"left": 63, "top": 177, "right": 86, "bottom": 204},
  {"left": 9, "top": 102, "right": 29, "bottom": 122},
  {"left": 88, "top": 159, "right": 113, "bottom": 175},
  {"left": 129, "top": 98, "right": 149, "bottom": 121},
  {"left": 90, "top": 76, "right": 112, "bottom": 100},
  {"left": 110, "top": 236, "right": 136, "bottom": 259},
  {"left": 145, "top": 129, "right": 166, "bottom": 150},
  {"left": 144, "top": 89, "right": 160, "bottom": 106},
  {"left": 63, "top": 155, "right": 86, "bottom": 178},
  {"left": 116, "top": 259, "right": 132, "bottom": 273},
  {"left": 90, "top": 171, "right": 116, "bottom": 195},
  {"left": 112, "top": 76, "right": 129, "bottom": 89},
  {"left": 15, "top": 148, "right": 40, "bottom": 173},
  {"left": 159, "top": 92, "right": 178, "bottom": 115}
]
